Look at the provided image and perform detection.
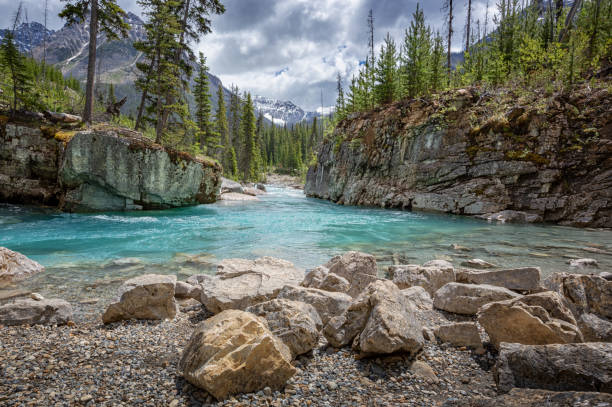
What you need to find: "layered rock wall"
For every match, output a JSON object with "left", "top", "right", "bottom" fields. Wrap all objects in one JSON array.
[
  {"left": 0, "top": 123, "right": 222, "bottom": 211},
  {"left": 305, "top": 86, "right": 611, "bottom": 227}
]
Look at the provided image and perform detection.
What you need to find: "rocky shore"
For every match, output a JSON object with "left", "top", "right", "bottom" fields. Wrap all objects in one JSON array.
[{"left": 1, "top": 249, "right": 611, "bottom": 406}]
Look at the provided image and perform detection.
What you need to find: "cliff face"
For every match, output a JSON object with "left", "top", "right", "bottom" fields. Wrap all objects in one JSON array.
[
  {"left": 0, "top": 123, "right": 222, "bottom": 212},
  {"left": 306, "top": 85, "right": 612, "bottom": 227}
]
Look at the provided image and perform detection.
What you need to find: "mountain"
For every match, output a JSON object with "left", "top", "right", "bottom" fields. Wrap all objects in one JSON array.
[
  {"left": 0, "top": 22, "right": 54, "bottom": 54},
  {"left": 253, "top": 96, "right": 327, "bottom": 126}
]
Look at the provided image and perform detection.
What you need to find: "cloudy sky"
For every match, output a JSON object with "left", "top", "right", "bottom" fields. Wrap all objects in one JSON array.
[{"left": 2, "top": 0, "right": 495, "bottom": 110}]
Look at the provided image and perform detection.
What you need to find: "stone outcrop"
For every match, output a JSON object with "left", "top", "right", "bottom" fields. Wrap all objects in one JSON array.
[
  {"left": 0, "top": 298, "right": 72, "bottom": 326},
  {"left": 494, "top": 342, "right": 612, "bottom": 393},
  {"left": 178, "top": 310, "right": 296, "bottom": 400},
  {"left": 388, "top": 263, "right": 455, "bottom": 296},
  {"left": 543, "top": 272, "right": 612, "bottom": 319},
  {"left": 305, "top": 86, "right": 612, "bottom": 227},
  {"left": 0, "top": 247, "right": 45, "bottom": 287},
  {"left": 102, "top": 274, "right": 178, "bottom": 324},
  {"left": 456, "top": 267, "right": 540, "bottom": 292},
  {"left": 0, "top": 123, "right": 222, "bottom": 211},
  {"left": 433, "top": 283, "right": 521, "bottom": 315},
  {"left": 577, "top": 313, "right": 612, "bottom": 342},
  {"left": 278, "top": 285, "right": 352, "bottom": 325},
  {"left": 245, "top": 299, "right": 322, "bottom": 357},
  {"left": 200, "top": 258, "right": 304, "bottom": 314},
  {"left": 477, "top": 292, "right": 583, "bottom": 349},
  {"left": 302, "top": 266, "right": 351, "bottom": 294},
  {"left": 323, "top": 280, "right": 424, "bottom": 356}
]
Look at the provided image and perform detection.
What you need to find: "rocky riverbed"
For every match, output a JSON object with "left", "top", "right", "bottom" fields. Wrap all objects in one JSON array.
[{"left": 1, "top": 249, "right": 611, "bottom": 406}]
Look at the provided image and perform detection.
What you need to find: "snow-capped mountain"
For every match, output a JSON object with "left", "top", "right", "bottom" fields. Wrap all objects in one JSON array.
[
  {"left": 253, "top": 95, "right": 328, "bottom": 126},
  {"left": 0, "top": 22, "right": 54, "bottom": 54}
]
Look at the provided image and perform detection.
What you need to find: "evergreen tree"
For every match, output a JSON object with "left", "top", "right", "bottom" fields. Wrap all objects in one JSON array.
[
  {"left": 375, "top": 33, "right": 399, "bottom": 105},
  {"left": 400, "top": 4, "right": 432, "bottom": 98},
  {"left": 59, "top": 0, "right": 128, "bottom": 124},
  {"left": 429, "top": 31, "right": 446, "bottom": 92},
  {"left": 1, "top": 14, "right": 32, "bottom": 115},
  {"left": 443, "top": 0, "right": 454, "bottom": 79},
  {"left": 193, "top": 52, "right": 217, "bottom": 153},
  {"left": 107, "top": 83, "right": 116, "bottom": 105},
  {"left": 334, "top": 73, "right": 346, "bottom": 120},
  {"left": 240, "top": 93, "right": 259, "bottom": 181},
  {"left": 215, "top": 84, "right": 235, "bottom": 176}
]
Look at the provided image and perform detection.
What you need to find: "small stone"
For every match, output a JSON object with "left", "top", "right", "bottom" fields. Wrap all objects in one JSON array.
[
  {"left": 30, "top": 292, "right": 44, "bottom": 301},
  {"left": 81, "top": 395, "right": 93, "bottom": 402},
  {"left": 327, "top": 381, "right": 338, "bottom": 390}
]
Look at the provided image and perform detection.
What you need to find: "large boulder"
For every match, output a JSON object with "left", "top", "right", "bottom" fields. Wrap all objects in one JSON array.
[
  {"left": 456, "top": 267, "right": 540, "bottom": 292},
  {"left": 0, "top": 247, "right": 45, "bottom": 287},
  {"left": 323, "top": 280, "right": 424, "bottom": 356},
  {"left": 175, "top": 281, "right": 202, "bottom": 300},
  {"left": 59, "top": 131, "right": 222, "bottom": 211},
  {"left": 494, "top": 342, "right": 612, "bottom": 393},
  {"left": 389, "top": 263, "right": 455, "bottom": 296},
  {"left": 323, "top": 251, "right": 378, "bottom": 297},
  {"left": 220, "top": 177, "right": 244, "bottom": 194},
  {"left": 478, "top": 291, "right": 583, "bottom": 349},
  {"left": 0, "top": 298, "right": 72, "bottom": 326},
  {"left": 278, "top": 285, "right": 351, "bottom": 324},
  {"left": 245, "top": 299, "right": 322, "bottom": 357},
  {"left": 178, "top": 310, "right": 296, "bottom": 400},
  {"left": 543, "top": 272, "right": 612, "bottom": 319},
  {"left": 433, "top": 283, "right": 520, "bottom": 315},
  {"left": 102, "top": 274, "right": 177, "bottom": 324},
  {"left": 200, "top": 257, "right": 304, "bottom": 314}
]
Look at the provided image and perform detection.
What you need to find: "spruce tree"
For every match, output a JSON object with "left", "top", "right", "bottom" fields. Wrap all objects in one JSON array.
[
  {"left": 59, "top": 0, "right": 128, "bottom": 124},
  {"left": 1, "top": 29, "right": 31, "bottom": 115},
  {"left": 429, "top": 31, "right": 446, "bottom": 92},
  {"left": 193, "top": 52, "right": 217, "bottom": 153},
  {"left": 401, "top": 4, "right": 432, "bottom": 98},
  {"left": 334, "top": 73, "right": 346, "bottom": 121},
  {"left": 443, "top": 0, "right": 454, "bottom": 79},
  {"left": 240, "top": 93, "right": 258, "bottom": 181},
  {"left": 374, "top": 33, "right": 399, "bottom": 105}
]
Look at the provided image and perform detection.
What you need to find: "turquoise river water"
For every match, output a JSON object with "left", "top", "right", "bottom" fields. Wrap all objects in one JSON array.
[{"left": 1, "top": 186, "right": 610, "bottom": 302}]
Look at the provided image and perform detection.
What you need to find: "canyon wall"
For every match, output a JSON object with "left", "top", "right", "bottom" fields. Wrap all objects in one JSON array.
[
  {"left": 306, "top": 86, "right": 611, "bottom": 227},
  {"left": 0, "top": 123, "right": 222, "bottom": 211}
]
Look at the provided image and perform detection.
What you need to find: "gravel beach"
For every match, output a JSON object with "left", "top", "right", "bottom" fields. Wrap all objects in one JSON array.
[{"left": 0, "top": 299, "right": 498, "bottom": 407}]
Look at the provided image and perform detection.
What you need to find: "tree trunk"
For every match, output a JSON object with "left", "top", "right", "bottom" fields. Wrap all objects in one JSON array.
[
  {"left": 83, "top": 0, "right": 98, "bottom": 124},
  {"left": 558, "top": 0, "right": 583, "bottom": 42},
  {"left": 134, "top": 61, "right": 155, "bottom": 131},
  {"left": 155, "top": 47, "right": 164, "bottom": 144},
  {"left": 465, "top": 0, "right": 471, "bottom": 53},
  {"left": 447, "top": 0, "right": 453, "bottom": 79}
]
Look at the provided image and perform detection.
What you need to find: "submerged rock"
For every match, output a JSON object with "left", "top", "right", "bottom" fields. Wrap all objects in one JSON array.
[
  {"left": 494, "top": 342, "right": 612, "bottom": 393},
  {"left": 102, "top": 274, "right": 178, "bottom": 324},
  {"left": 178, "top": 310, "right": 296, "bottom": 400},
  {"left": 0, "top": 298, "right": 72, "bottom": 326},
  {"left": 476, "top": 210, "right": 542, "bottom": 224},
  {"left": 460, "top": 259, "right": 497, "bottom": 269},
  {"left": 246, "top": 299, "right": 322, "bottom": 357},
  {"left": 568, "top": 258, "right": 598, "bottom": 269},
  {"left": 433, "top": 283, "right": 520, "bottom": 315},
  {"left": 200, "top": 257, "right": 304, "bottom": 313},
  {"left": 0, "top": 247, "right": 45, "bottom": 287}
]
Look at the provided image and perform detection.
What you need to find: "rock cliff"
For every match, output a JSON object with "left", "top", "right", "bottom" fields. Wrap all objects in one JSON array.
[
  {"left": 0, "top": 122, "right": 222, "bottom": 211},
  {"left": 306, "top": 85, "right": 611, "bottom": 227}
]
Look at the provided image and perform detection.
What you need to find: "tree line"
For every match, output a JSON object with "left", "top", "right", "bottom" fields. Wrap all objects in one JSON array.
[{"left": 334, "top": 0, "right": 612, "bottom": 121}]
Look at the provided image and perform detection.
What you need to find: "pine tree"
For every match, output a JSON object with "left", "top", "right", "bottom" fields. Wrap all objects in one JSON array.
[
  {"left": 107, "top": 83, "right": 116, "bottom": 105},
  {"left": 240, "top": 93, "right": 259, "bottom": 181},
  {"left": 465, "top": 0, "right": 472, "bottom": 54},
  {"left": 1, "top": 8, "right": 32, "bottom": 116},
  {"left": 59, "top": 0, "right": 128, "bottom": 124},
  {"left": 400, "top": 4, "right": 432, "bottom": 98},
  {"left": 193, "top": 52, "right": 217, "bottom": 153},
  {"left": 443, "top": 0, "right": 454, "bottom": 79},
  {"left": 429, "top": 31, "right": 446, "bottom": 92},
  {"left": 375, "top": 33, "right": 399, "bottom": 105},
  {"left": 334, "top": 73, "right": 346, "bottom": 121},
  {"left": 214, "top": 84, "right": 234, "bottom": 176}
]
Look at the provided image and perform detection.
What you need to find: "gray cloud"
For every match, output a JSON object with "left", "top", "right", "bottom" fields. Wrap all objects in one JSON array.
[{"left": 0, "top": 0, "right": 495, "bottom": 111}]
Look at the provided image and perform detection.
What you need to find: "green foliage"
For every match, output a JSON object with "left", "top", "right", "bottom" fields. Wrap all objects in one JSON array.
[
  {"left": 374, "top": 33, "right": 399, "bottom": 105},
  {"left": 193, "top": 52, "right": 218, "bottom": 153},
  {"left": 0, "top": 31, "right": 32, "bottom": 114}
]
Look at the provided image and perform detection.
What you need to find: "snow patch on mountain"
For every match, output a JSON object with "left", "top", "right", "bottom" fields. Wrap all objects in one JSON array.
[{"left": 254, "top": 95, "right": 328, "bottom": 125}]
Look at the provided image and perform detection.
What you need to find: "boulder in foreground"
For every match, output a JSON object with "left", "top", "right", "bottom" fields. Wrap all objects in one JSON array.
[
  {"left": 433, "top": 283, "right": 520, "bottom": 315},
  {"left": 494, "top": 342, "right": 612, "bottom": 394},
  {"left": 0, "top": 247, "right": 45, "bottom": 287},
  {"left": 434, "top": 322, "right": 483, "bottom": 350},
  {"left": 478, "top": 291, "right": 583, "bottom": 349},
  {"left": 278, "top": 285, "right": 351, "bottom": 325},
  {"left": 102, "top": 274, "right": 177, "bottom": 324},
  {"left": 201, "top": 257, "right": 304, "bottom": 313},
  {"left": 246, "top": 299, "right": 322, "bottom": 357},
  {"left": 544, "top": 272, "right": 612, "bottom": 319},
  {"left": 324, "top": 280, "right": 424, "bottom": 356},
  {"left": 0, "top": 298, "right": 72, "bottom": 326},
  {"left": 178, "top": 309, "right": 296, "bottom": 400},
  {"left": 389, "top": 263, "right": 455, "bottom": 296},
  {"left": 323, "top": 251, "right": 379, "bottom": 297}
]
